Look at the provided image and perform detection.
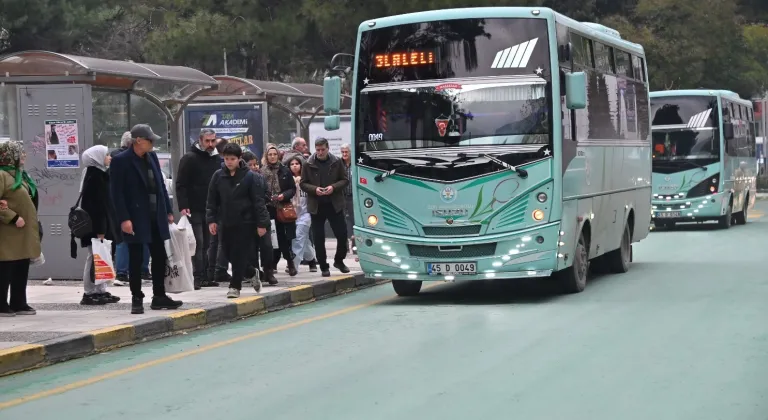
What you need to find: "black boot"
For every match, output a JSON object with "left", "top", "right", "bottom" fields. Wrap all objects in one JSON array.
[
  {"left": 131, "top": 296, "right": 144, "bottom": 314},
  {"left": 265, "top": 269, "right": 278, "bottom": 285},
  {"left": 287, "top": 260, "right": 298, "bottom": 277},
  {"left": 151, "top": 295, "right": 183, "bottom": 310}
]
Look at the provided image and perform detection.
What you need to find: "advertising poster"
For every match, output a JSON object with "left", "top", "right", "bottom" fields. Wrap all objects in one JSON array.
[
  {"left": 305, "top": 116, "right": 352, "bottom": 157},
  {"left": 44, "top": 119, "right": 80, "bottom": 168},
  {"left": 185, "top": 104, "right": 264, "bottom": 159}
]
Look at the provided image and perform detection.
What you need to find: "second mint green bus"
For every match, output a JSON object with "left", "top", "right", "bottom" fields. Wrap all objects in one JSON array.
[
  {"left": 650, "top": 90, "right": 758, "bottom": 229},
  {"left": 321, "top": 7, "right": 652, "bottom": 295}
]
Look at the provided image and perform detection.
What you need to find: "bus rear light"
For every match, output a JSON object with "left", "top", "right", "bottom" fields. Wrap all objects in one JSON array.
[{"left": 532, "top": 209, "right": 545, "bottom": 221}]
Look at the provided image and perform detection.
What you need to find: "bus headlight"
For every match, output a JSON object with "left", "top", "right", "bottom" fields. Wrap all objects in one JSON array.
[
  {"left": 364, "top": 198, "right": 374, "bottom": 208},
  {"left": 367, "top": 215, "right": 379, "bottom": 226},
  {"left": 532, "top": 209, "right": 545, "bottom": 221},
  {"left": 537, "top": 192, "right": 547, "bottom": 203}
]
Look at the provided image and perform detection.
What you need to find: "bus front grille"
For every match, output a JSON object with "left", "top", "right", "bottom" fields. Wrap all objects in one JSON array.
[
  {"left": 407, "top": 243, "right": 497, "bottom": 259},
  {"left": 422, "top": 225, "right": 482, "bottom": 236}
]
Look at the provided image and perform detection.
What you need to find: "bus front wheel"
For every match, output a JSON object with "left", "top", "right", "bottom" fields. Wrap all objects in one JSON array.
[
  {"left": 554, "top": 230, "right": 589, "bottom": 293},
  {"left": 719, "top": 200, "right": 733, "bottom": 229},
  {"left": 392, "top": 280, "right": 422, "bottom": 296}
]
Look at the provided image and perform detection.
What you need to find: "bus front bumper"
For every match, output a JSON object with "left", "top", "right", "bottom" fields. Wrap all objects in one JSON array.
[
  {"left": 651, "top": 192, "right": 728, "bottom": 223},
  {"left": 353, "top": 222, "right": 562, "bottom": 281}
]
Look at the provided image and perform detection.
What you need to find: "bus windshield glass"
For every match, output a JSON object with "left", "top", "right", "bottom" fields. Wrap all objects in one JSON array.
[
  {"left": 651, "top": 95, "right": 720, "bottom": 169},
  {"left": 358, "top": 80, "right": 549, "bottom": 152}
]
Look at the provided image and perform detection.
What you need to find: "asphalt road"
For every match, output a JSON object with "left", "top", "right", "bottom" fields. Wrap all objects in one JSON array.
[{"left": 1, "top": 202, "right": 766, "bottom": 420}]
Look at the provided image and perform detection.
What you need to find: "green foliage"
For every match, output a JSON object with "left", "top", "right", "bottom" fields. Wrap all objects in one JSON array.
[{"left": 0, "top": 0, "right": 766, "bottom": 97}]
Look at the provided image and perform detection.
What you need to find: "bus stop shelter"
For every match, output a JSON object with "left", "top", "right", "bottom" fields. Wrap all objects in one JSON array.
[
  {"left": 190, "top": 75, "right": 351, "bottom": 152},
  {"left": 0, "top": 50, "right": 218, "bottom": 280}
]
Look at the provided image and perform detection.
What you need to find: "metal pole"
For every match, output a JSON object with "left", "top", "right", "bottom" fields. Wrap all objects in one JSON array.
[{"left": 223, "top": 48, "right": 228, "bottom": 76}]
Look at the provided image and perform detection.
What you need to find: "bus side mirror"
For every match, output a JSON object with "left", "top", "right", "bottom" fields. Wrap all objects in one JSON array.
[
  {"left": 724, "top": 123, "right": 734, "bottom": 140},
  {"left": 325, "top": 115, "right": 340, "bottom": 131},
  {"left": 323, "top": 76, "right": 342, "bottom": 114},
  {"left": 565, "top": 72, "right": 587, "bottom": 110}
]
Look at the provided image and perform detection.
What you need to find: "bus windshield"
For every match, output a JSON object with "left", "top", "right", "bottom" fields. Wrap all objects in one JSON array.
[
  {"left": 651, "top": 95, "right": 720, "bottom": 171},
  {"left": 358, "top": 79, "right": 549, "bottom": 152}
]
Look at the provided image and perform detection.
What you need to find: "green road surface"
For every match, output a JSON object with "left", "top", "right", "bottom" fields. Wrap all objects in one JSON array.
[{"left": 1, "top": 204, "right": 767, "bottom": 419}]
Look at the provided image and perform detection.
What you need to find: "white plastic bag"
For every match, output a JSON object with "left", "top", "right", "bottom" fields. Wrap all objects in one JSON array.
[
  {"left": 164, "top": 223, "right": 194, "bottom": 293},
  {"left": 176, "top": 215, "right": 196, "bottom": 256},
  {"left": 30, "top": 252, "right": 45, "bottom": 267},
  {"left": 91, "top": 238, "right": 116, "bottom": 284},
  {"left": 271, "top": 219, "right": 279, "bottom": 249}
]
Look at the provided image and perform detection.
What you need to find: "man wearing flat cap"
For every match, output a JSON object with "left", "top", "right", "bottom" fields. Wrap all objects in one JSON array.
[{"left": 110, "top": 124, "right": 183, "bottom": 314}]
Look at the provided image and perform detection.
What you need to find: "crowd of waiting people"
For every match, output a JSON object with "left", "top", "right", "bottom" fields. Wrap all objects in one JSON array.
[{"left": 0, "top": 124, "right": 355, "bottom": 316}]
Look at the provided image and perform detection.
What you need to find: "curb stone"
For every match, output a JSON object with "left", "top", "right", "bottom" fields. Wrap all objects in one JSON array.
[{"left": 0, "top": 274, "right": 387, "bottom": 377}]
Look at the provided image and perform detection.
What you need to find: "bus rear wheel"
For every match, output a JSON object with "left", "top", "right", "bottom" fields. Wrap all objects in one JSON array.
[
  {"left": 604, "top": 223, "right": 632, "bottom": 273},
  {"left": 392, "top": 280, "right": 422, "bottom": 296},
  {"left": 554, "top": 230, "right": 589, "bottom": 293}
]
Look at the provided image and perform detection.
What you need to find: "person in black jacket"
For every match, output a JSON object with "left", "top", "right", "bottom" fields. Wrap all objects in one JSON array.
[
  {"left": 175, "top": 128, "right": 221, "bottom": 289},
  {"left": 242, "top": 151, "right": 277, "bottom": 285},
  {"left": 206, "top": 143, "right": 270, "bottom": 298},
  {"left": 262, "top": 144, "right": 297, "bottom": 276},
  {"left": 78, "top": 145, "right": 120, "bottom": 305}
]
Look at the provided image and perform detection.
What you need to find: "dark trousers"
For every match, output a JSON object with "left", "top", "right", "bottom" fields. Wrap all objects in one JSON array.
[
  {"left": 310, "top": 202, "right": 348, "bottom": 269},
  {"left": 272, "top": 219, "right": 294, "bottom": 268},
  {"left": 128, "top": 222, "right": 167, "bottom": 298},
  {"left": 190, "top": 213, "right": 211, "bottom": 283},
  {"left": 221, "top": 225, "right": 252, "bottom": 290},
  {"left": 207, "top": 232, "right": 230, "bottom": 281},
  {"left": 0, "top": 259, "right": 31, "bottom": 310},
  {"left": 247, "top": 231, "right": 273, "bottom": 276}
]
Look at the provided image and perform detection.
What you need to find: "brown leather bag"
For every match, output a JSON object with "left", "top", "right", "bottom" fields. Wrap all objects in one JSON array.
[{"left": 276, "top": 202, "right": 298, "bottom": 223}]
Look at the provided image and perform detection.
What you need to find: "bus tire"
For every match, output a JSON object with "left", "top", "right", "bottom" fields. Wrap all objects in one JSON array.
[
  {"left": 554, "top": 230, "right": 589, "bottom": 293},
  {"left": 718, "top": 199, "right": 733, "bottom": 229},
  {"left": 734, "top": 194, "right": 749, "bottom": 225},
  {"left": 392, "top": 280, "right": 422, "bottom": 296},
  {"left": 605, "top": 223, "right": 632, "bottom": 274}
]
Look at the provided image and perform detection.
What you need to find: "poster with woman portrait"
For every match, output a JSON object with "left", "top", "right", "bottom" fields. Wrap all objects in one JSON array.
[{"left": 44, "top": 119, "right": 80, "bottom": 168}]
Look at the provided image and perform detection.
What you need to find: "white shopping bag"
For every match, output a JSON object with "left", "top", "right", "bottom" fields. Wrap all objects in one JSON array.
[
  {"left": 164, "top": 223, "right": 194, "bottom": 293},
  {"left": 176, "top": 215, "right": 197, "bottom": 256},
  {"left": 30, "top": 252, "right": 45, "bottom": 267},
  {"left": 91, "top": 238, "right": 116, "bottom": 284},
  {"left": 271, "top": 219, "right": 279, "bottom": 249}
]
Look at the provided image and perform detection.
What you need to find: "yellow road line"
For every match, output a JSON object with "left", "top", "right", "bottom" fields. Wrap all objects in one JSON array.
[
  {"left": 748, "top": 211, "right": 764, "bottom": 219},
  {"left": 0, "top": 282, "right": 444, "bottom": 411}
]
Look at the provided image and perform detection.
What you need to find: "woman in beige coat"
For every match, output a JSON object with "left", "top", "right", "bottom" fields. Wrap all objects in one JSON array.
[{"left": 0, "top": 141, "right": 40, "bottom": 316}]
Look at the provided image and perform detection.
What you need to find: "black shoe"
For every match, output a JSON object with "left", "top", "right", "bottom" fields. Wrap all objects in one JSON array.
[
  {"left": 131, "top": 297, "right": 144, "bottom": 314},
  {"left": 333, "top": 262, "right": 350, "bottom": 274},
  {"left": 308, "top": 260, "right": 318, "bottom": 272},
  {"left": 321, "top": 269, "right": 331, "bottom": 277},
  {"left": 194, "top": 278, "right": 202, "bottom": 290},
  {"left": 287, "top": 261, "right": 298, "bottom": 277},
  {"left": 116, "top": 273, "right": 128, "bottom": 282},
  {"left": 150, "top": 295, "right": 183, "bottom": 310},
  {"left": 80, "top": 294, "right": 108, "bottom": 305},
  {"left": 12, "top": 305, "right": 36, "bottom": 315},
  {"left": 264, "top": 270, "right": 278, "bottom": 285},
  {"left": 200, "top": 280, "right": 220, "bottom": 287},
  {"left": 141, "top": 272, "right": 152, "bottom": 281},
  {"left": 0, "top": 306, "right": 15, "bottom": 317},
  {"left": 99, "top": 292, "right": 121, "bottom": 303}
]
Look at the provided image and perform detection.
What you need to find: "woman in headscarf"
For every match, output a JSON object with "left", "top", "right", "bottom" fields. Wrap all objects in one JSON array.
[
  {"left": 0, "top": 141, "right": 40, "bottom": 316},
  {"left": 340, "top": 144, "right": 356, "bottom": 255},
  {"left": 262, "top": 143, "right": 297, "bottom": 277},
  {"left": 78, "top": 145, "right": 120, "bottom": 305}
]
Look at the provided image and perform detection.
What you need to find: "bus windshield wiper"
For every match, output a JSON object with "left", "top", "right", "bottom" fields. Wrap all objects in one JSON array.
[
  {"left": 374, "top": 163, "right": 416, "bottom": 182},
  {"left": 456, "top": 152, "right": 528, "bottom": 178}
]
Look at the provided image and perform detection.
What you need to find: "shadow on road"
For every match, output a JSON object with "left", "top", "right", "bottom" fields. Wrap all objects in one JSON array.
[{"left": 381, "top": 270, "right": 616, "bottom": 306}]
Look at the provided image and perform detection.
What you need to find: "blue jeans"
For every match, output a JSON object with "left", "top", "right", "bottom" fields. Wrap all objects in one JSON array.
[{"left": 115, "top": 242, "right": 149, "bottom": 275}]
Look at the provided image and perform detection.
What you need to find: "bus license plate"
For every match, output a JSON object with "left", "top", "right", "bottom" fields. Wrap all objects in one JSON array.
[
  {"left": 656, "top": 211, "right": 681, "bottom": 218},
  {"left": 428, "top": 262, "right": 477, "bottom": 276}
]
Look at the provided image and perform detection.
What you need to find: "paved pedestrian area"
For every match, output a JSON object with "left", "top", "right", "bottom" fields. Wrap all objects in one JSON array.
[{"left": 0, "top": 240, "right": 359, "bottom": 350}]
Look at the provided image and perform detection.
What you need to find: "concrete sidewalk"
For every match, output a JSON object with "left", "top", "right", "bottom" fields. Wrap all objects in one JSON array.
[{"left": 0, "top": 240, "right": 380, "bottom": 376}]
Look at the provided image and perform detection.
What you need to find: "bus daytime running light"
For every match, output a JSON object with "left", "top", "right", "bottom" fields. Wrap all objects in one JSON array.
[
  {"left": 367, "top": 215, "right": 378, "bottom": 226},
  {"left": 532, "top": 209, "right": 545, "bottom": 221}
]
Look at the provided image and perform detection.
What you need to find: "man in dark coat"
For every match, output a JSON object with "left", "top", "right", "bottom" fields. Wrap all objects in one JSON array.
[
  {"left": 176, "top": 128, "right": 221, "bottom": 289},
  {"left": 110, "top": 124, "right": 183, "bottom": 314},
  {"left": 206, "top": 143, "right": 271, "bottom": 298},
  {"left": 300, "top": 138, "right": 350, "bottom": 277}
]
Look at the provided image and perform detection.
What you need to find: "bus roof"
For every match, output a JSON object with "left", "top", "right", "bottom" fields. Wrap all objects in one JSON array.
[
  {"left": 651, "top": 89, "right": 753, "bottom": 107},
  {"left": 357, "top": 7, "right": 645, "bottom": 56}
]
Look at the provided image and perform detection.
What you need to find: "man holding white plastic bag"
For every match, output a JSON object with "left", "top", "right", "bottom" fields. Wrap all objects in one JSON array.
[{"left": 206, "top": 143, "right": 271, "bottom": 298}]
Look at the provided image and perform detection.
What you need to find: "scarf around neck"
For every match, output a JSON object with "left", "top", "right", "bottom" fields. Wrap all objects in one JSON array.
[{"left": 0, "top": 141, "right": 37, "bottom": 197}]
